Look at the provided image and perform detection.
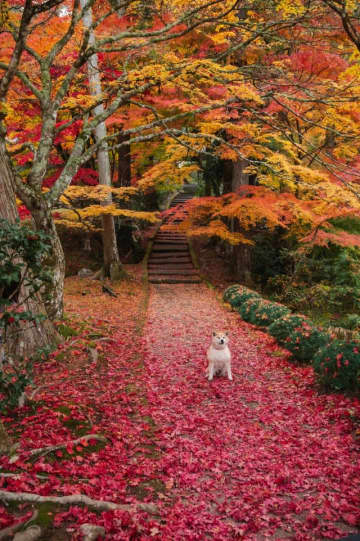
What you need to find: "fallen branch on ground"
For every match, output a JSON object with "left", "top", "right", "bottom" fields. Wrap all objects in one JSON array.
[{"left": 0, "top": 490, "right": 158, "bottom": 514}]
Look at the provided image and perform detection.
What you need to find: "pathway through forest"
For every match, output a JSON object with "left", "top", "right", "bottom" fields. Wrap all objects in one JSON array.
[
  {"left": 142, "top": 282, "right": 360, "bottom": 540},
  {"left": 1, "top": 277, "right": 359, "bottom": 540}
]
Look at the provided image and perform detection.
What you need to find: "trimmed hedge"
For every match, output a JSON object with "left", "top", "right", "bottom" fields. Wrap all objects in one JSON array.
[
  {"left": 223, "top": 284, "right": 242, "bottom": 303},
  {"left": 268, "top": 314, "right": 309, "bottom": 345},
  {"left": 313, "top": 340, "right": 360, "bottom": 393},
  {"left": 251, "top": 301, "right": 290, "bottom": 327},
  {"left": 223, "top": 285, "right": 261, "bottom": 308},
  {"left": 238, "top": 297, "right": 264, "bottom": 323},
  {"left": 283, "top": 322, "right": 330, "bottom": 363},
  {"left": 224, "top": 283, "right": 359, "bottom": 395}
]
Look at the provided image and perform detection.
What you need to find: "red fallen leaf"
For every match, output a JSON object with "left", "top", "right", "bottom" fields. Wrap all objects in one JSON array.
[
  {"left": 306, "top": 514, "right": 319, "bottom": 528},
  {"left": 342, "top": 513, "right": 358, "bottom": 526}
]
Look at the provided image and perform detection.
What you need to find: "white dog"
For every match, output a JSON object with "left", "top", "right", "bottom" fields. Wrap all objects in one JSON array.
[{"left": 206, "top": 331, "right": 232, "bottom": 381}]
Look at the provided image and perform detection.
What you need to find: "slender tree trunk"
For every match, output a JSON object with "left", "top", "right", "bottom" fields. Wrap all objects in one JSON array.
[
  {"left": 117, "top": 133, "right": 131, "bottom": 186},
  {"left": 230, "top": 161, "right": 253, "bottom": 283},
  {"left": 0, "top": 123, "right": 60, "bottom": 356},
  {"left": 81, "top": 0, "right": 124, "bottom": 280},
  {"left": 222, "top": 160, "right": 233, "bottom": 194},
  {"left": 233, "top": 243, "right": 253, "bottom": 286}
]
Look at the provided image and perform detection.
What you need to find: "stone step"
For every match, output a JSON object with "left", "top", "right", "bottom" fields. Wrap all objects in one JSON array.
[
  {"left": 152, "top": 245, "right": 189, "bottom": 252},
  {"left": 154, "top": 240, "right": 188, "bottom": 245},
  {"left": 156, "top": 234, "right": 185, "bottom": 238},
  {"left": 154, "top": 239, "right": 186, "bottom": 244},
  {"left": 149, "top": 253, "right": 190, "bottom": 258},
  {"left": 149, "top": 269, "right": 199, "bottom": 276},
  {"left": 148, "top": 263, "right": 195, "bottom": 269},
  {"left": 149, "top": 258, "right": 192, "bottom": 264},
  {"left": 149, "top": 277, "right": 201, "bottom": 284}
]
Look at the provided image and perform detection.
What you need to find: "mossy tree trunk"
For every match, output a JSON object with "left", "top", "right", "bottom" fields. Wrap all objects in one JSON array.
[
  {"left": 31, "top": 202, "right": 66, "bottom": 320},
  {"left": 0, "top": 124, "right": 60, "bottom": 355}
]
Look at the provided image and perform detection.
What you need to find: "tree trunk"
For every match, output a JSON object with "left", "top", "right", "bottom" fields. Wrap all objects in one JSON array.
[
  {"left": 222, "top": 160, "right": 233, "bottom": 194},
  {"left": 232, "top": 158, "right": 250, "bottom": 191},
  {"left": 117, "top": 133, "right": 131, "bottom": 186},
  {"left": 233, "top": 243, "right": 253, "bottom": 286},
  {"left": 31, "top": 203, "right": 65, "bottom": 321},
  {"left": 229, "top": 160, "right": 253, "bottom": 283},
  {"left": 81, "top": 0, "right": 124, "bottom": 280},
  {"left": 0, "top": 124, "right": 60, "bottom": 356}
]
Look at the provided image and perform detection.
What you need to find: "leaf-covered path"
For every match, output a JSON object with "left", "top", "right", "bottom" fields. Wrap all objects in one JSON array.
[
  {"left": 143, "top": 283, "right": 360, "bottom": 540},
  {"left": 0, "top": 277, "right": 359, "bottom": 540}
]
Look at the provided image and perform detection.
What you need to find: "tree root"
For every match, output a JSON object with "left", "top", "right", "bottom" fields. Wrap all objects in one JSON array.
[
  {"left": 10, "top": 434, "right": 107, "bottom": 463},
  {"left": 0, "top": 511, "right": 38, "bottom": 540},
  {"left": 13, "top": 525, "right": 41, "bottom": 541},
  {"left": 0, "top": 490, "right": 158, "bottom": 514}
]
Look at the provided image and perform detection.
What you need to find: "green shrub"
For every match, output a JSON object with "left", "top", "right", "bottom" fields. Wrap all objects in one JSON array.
[
  {"left": 224, "top": 285, "right": 261, "bottom": 309},
  {"left": 284, "top": 322, "right": 331, "bottom": 363},
  {"left": 339, "top": 313, "right": 360, "bottom": 331},
  {"left": 268, "top": 313, "right": 310, "bottom": 345},
  {"left": 0, "top": 359, "right": 32, "bottom": 412},
  {"left": 223, "top": 284, "right": 242, "bottom": 303},
  {"left": 238, "top": 297, "right": 264, "bottom": 323},
  {"left": 251, "top": 301, "right": 290, "bottom": 327},
  {"left": 313, "top": 340, "right": 360, "bottom": 393}
]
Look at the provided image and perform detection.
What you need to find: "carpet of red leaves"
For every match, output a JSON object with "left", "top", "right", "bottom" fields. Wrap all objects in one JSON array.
[{"left": 0, "top": 273, "right": 359, "bottom": 540}]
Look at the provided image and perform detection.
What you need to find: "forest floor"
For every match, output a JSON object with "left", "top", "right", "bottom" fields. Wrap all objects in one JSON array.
[{"left": 0, "top": 264, "right": 360, "bottom": 540}]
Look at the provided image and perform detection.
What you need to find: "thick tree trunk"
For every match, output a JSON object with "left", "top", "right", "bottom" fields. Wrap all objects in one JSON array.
[
  {"left": 31, "top": 204, "right": 65, "bottom": 320},
  {"left": 0, "top": 126, "right": 60, "bottom": 356}
]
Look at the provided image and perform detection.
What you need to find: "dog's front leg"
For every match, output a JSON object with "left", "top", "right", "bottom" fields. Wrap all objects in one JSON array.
[{"left": 208, "top": 362, "right": 215, "bottom": 381}]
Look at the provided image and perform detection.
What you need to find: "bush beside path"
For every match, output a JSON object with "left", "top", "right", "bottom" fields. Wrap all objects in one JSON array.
[{"left": 0, "top": 275, "right": 359, "bottom": 540}]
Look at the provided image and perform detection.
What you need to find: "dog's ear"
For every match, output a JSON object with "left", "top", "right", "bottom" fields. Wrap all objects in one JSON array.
[
  {"left": 212, "top": 331, "right": 216, "bottom": 336},
  {"left": 225, "top": 331, "right": 229, "bottom": 336}
]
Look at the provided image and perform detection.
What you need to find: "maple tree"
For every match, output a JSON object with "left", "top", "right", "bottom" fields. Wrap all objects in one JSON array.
[
  {"left": 153, "top": 0, "right": 360, "bottom": 286},
  {"left": 0, "top": 0, "right": 248, "bottom": 319}
]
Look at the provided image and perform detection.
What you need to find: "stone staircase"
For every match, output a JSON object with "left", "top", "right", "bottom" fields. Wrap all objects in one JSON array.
[{"left": 148, "top": 187, "right": 201, "bottom": 284}]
